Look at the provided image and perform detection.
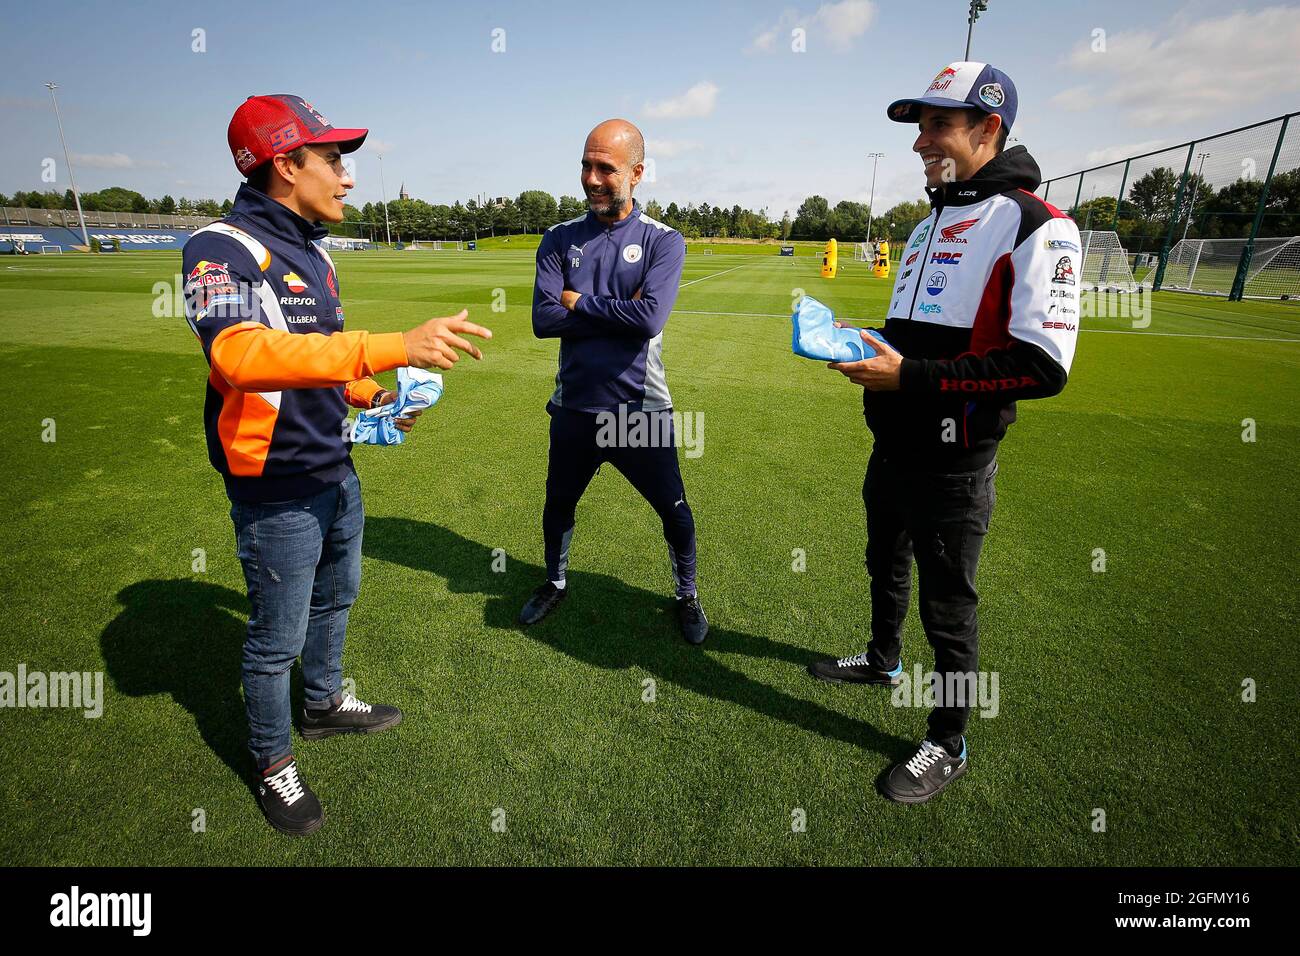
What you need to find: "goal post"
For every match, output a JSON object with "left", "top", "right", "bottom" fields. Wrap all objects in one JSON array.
[
  {"left": 1076, "top": 230, "right": 1138, "bottom": 292},
  {"left": 431, "top": 240, "right": 463, "bottom": 251},
  {"left": 1155, "top": 237, "right": 1300, "bottom": 300},
  {"left": 39, "top": 245, "right": 63, "bottom": 254}
]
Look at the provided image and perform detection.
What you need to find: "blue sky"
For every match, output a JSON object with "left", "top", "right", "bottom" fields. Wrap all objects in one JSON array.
[{"left": 3, "top": 0, "right": 1298, "bottom": 218}]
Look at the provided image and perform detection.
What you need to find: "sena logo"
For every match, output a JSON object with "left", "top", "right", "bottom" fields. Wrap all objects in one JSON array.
[
  {"left": 1042, "top": 321, "right": 1076, "bottom": 331},
  {"left": 940, "top": 375, "right": 1039, "bottom": 392},
  {"left": 930, "top": 251, "right": 962, "bottom": 265},
  {"left": 938, "top": 218, "right": 978, "bottom": 243}
]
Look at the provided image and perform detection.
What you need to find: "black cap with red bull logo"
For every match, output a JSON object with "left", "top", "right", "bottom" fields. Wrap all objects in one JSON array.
[
  {"left": 887, "top": 61, "right": 1017, "bottom": 131},
  {"left": 227, "top": 94, "right": 368, "bottom": 176}
]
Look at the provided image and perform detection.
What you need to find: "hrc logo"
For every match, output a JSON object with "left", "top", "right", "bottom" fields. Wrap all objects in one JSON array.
[{"left": 930, "top": 252, "right": 962, "bottom": 265}]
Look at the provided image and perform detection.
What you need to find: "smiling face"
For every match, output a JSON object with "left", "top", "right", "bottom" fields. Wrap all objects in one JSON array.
[
  {"left": 581, "top": 119, "right": 644, "bottom": 222},
  {"left": 913, "top": 106, "right": 1001, "bottom": 189},
  {"left": 270, "top": 142, "right": 354, "bottom": 223}
]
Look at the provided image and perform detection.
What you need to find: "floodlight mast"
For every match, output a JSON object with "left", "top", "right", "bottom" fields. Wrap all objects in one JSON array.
[
  {"left": 377, "top": 154, "right": 392, "bottom": 246},
  {"left": 965, "top": 1, "right": 988, "bottom": 60},
  {"left": 44, "top": 82, "right": 90, "bottom": 248},
  {"left": 865, "top": 152, "right": 884, "bottom": 248}
]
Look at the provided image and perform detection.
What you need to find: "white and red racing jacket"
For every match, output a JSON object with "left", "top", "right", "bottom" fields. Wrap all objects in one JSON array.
[{"left": 868, "top": 145, "right": 1081, "bottom": 471}]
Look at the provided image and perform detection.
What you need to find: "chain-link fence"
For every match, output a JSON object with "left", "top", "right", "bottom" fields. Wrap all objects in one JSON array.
[{"left": 1037, "top": 112, "right": 1300, "bottom": 300}]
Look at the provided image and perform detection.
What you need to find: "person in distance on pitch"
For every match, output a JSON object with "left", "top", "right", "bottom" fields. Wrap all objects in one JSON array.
[
  {"left": 182, "top": 94, "right": 491, "bottom": 835},
  {"left": 520, "top": 119, "right": 706, "bottom": 644}
]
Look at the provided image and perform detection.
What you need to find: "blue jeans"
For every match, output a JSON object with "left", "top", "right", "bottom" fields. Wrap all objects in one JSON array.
[{"left": 230, "top": 470, "right": 364, "bottom": 767}]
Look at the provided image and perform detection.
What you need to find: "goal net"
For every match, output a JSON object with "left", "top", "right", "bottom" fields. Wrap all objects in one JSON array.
[
  {"left": 431, "top": 240, "right": 463, "bottom": 251},
  {"left": 853, "top": 242, "right": 871, "bottom": 262},
  {"left": 321, "top": 236, "right": 368, "bottom": 251},
  {"left": 1155, "top": 237, "right": 1300, "bottom": 300},
  {"left": 39, "top": 244, "right": 63, "bottom": 254},
  {"left": 1077, "top": 231, "right": 1137, "bottom": 292}
]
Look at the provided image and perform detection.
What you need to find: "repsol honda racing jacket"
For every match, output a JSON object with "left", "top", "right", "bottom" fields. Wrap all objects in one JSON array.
[
  {"left": 181, "top": 184, "right": 408, "bottom": 502},
  {"left": 868, "top": 145, "right": 1080, "bottom": 471}
]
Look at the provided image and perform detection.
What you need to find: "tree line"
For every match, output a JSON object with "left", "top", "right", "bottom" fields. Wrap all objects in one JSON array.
[
  {"left": 2, "top": 187, "right": 231, "bottom": 218},
  {"left": 1, "top": 184, "right": 934, "bottom": 246},
  {"left": 1062, "top": 166, "right": 1300, "bottom": 253}
]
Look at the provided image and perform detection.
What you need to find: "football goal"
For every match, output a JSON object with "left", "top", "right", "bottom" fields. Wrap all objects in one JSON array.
[
  {"left": 1155, "top": 237, "right": 1300, "bottom": 300},
  {"left": 39, "top": 245, "right": 62, "bottom": 254},
  {"left": 853, "top": 242, "right": 871, "bottom": 262},
  {"left": 431, "top": 240, "right": 463, "bottom": 251},
  {"left": 1076, "top": 231, "right": 1138, "bottom": 292}
]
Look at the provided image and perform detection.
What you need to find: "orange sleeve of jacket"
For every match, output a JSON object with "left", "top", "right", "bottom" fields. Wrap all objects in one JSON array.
[
  {"left": 343, "top": 378, "right": 386, "bottom": 408},
  {"left": 209, "top": 322, "right": 409, "bottom": 392}
]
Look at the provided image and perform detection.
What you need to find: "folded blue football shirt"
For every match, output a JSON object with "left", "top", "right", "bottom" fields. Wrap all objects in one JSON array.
[
  {"left": 352, "top": 367, "right": 444, "bottom": 446},
  {"left": 791, "top": 295, "right": 890, "bottom": 362}
]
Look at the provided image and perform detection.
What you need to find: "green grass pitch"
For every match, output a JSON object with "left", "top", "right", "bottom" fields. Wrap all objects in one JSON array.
[{"left": 0, "top": 247, "right": 1296, "bottom": 866}]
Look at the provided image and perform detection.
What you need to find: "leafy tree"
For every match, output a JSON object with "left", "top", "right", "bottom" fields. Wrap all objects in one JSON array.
[
  {"left": 793, "top": 195, "right": 830, "bottom": 240},
  {"left": 517, "top": 190, "right": 559, "bottom": 232}
]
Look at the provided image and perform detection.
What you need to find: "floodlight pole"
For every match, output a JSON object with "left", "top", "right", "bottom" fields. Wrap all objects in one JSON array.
[
  {"left": 865, "top": 152, "right": 883, "bottom": 247},
  {"left": 377, "top": 154, "right": 392, "bottom": 246},
  {"left": 965, "top": 1, "right": 988, "bottom": 60},
  {"left": 1181, "top": 152, "right": 1209, "bottom": 244},
  {"left": 44, "top": 82, "right": 89, "bottom": 249}
]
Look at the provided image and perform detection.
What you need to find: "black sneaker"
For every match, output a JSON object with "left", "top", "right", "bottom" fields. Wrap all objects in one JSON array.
[
  {"left": 256, "top": 756, "right": 324, "bottom": 836},
  {"left": 807, "top": 651, "right": 903, "bottom": 685},
  {"left": 676, "top": 594, "right": 709, "bottom": 645},
  {"left": 879, "top": 738, "right": 968, "bottom": 804},
  {"left": 300, "top": 693, "right": 403, "bottom": 739},
  {"left": 518, "top": 581, "right": 567, "bottom": 626}
]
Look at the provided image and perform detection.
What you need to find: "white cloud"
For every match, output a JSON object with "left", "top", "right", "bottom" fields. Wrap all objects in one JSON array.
[
  {"left": 361, "top": 138, "right": 396, "bottom": 154},
  {"left": 1084, "top": 140, "right": 1168, "bottom": 166},
  {"left": 646, "top": 139, "right": 700, "bottom": 159},
  {"left": 70, "top": 152, "right": 166, "bottom": 169},
  {"left": 644, "top": 81, "right": 719, "bottom": 120},
  {"left": 1054, "top": 7, "right": 1300, "bottom": 125},
  {"left": 749, "top": 0, "right": 876, "bottom": 54}
]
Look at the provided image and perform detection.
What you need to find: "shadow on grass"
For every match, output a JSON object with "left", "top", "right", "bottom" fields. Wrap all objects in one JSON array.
[
  {"left": 100, "top": 579, "right": 254, "bottom": 780},
  {"left": 365, "top": 517, "right": 909, "bottom": 758}
]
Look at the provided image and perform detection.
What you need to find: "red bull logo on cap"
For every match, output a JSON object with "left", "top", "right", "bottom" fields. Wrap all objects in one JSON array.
[{"left": 927, "top": 66, "right": 959, "bottom": 93}]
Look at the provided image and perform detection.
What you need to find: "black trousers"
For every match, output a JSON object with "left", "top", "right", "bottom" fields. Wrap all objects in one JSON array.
[
  {"left": 543, "top": 404, "right": 697, "bottom": 597},
  {"left": 863, "top": 450, "right": 997, "bottom": 752}
]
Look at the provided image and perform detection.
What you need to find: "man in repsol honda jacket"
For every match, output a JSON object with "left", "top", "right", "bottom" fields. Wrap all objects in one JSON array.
[
  {"left": 182, "top": 94, "right": 491, "bottom": 835},
  {"left": 808, "top": 63, "right": 1081, "bottom": 803}
]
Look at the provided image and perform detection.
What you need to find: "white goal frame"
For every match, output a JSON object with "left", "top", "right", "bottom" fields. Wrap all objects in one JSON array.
[
  {"left": 1153, "top": 236, "right": 1300, "bottom": 300},
  {"left": 1076, "top": 230, "right": 1138, "bottom": 293},
  {"left": 39, "top": 244, "right": 63, "bottom": 254}
]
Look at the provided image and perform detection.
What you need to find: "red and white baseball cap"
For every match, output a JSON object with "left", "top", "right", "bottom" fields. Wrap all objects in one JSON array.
[{"left": 227, "top": 94, "right": 368, "bottom": 175}]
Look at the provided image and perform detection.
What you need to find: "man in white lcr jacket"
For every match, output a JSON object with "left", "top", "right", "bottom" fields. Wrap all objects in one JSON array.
[{"left": 809, "top": 62, "right": 1082, "bottom": 804}]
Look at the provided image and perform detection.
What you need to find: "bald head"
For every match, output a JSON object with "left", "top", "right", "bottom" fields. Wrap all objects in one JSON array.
[
  {"left": 585, "top": 118, "right": 645, "bottom": 166},
  {"left": 581, "top": 119, "right": 645, "bottom": 221}
]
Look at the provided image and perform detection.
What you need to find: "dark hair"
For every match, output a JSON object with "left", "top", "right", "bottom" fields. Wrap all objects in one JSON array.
[
  {"left": 968, "top": 109, "right": 1009, "bottom": 152},
  {"left": 246, "top": 146, "right": 309, "bottom": 193}
]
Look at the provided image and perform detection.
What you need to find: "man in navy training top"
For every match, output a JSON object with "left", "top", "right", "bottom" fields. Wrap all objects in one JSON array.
[{"left": 520, "top": 118, "right": 707, "bottom": 645}]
